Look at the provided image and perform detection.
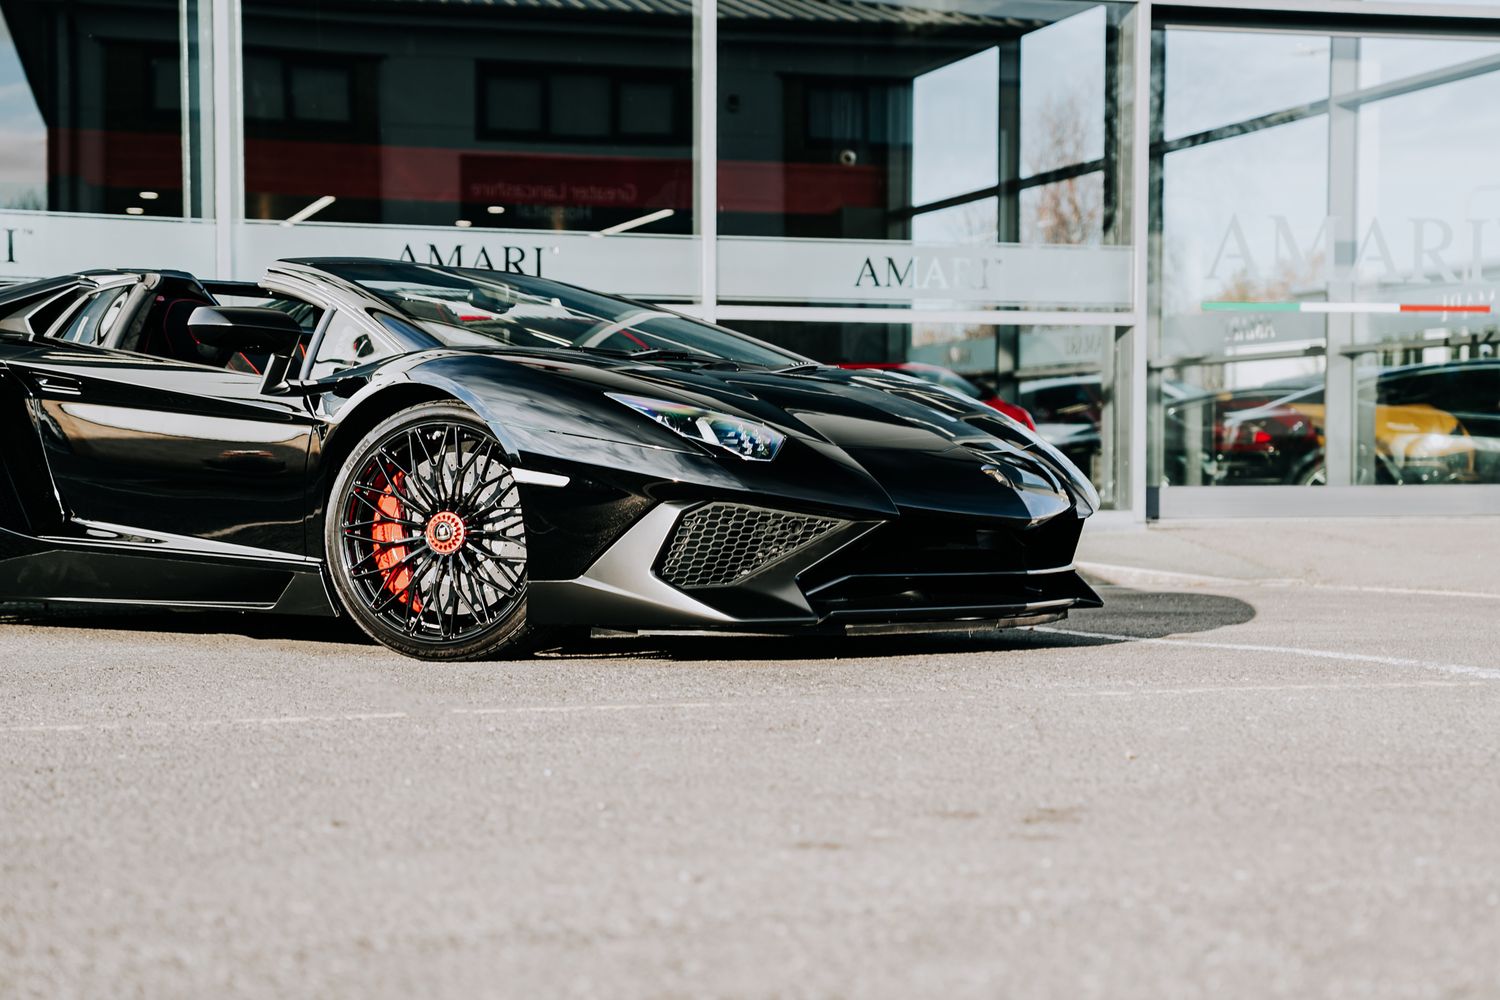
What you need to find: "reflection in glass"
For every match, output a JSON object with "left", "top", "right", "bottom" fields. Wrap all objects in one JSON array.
[
  {"left": 241, "top": 0, "right": 692, "bottom": 233},
  {"left": 1160, "top": 117, "right": 1327, "bottom": 356},
  {"left": 912, "top": 48, "right": 998, "bottom": 208},
  {"left": 1168, "top": 356, "right": 1500, "bottom": 486},
  {"left": 718, "top": 0, "right": 1127, "bottom": 246},
  {"left": 1352, "top": 53, "right": 1500, "bottom": 306},
  {"left": 1354, "top": 353, "right": 1500, "bottom": 485},
  {"left": 1020, "top": 174, "right": 1104, "bottom": 246},
  {"left": 1020, "top": 5, "right": 1105, "bottom": 177},
  {"left": 1159, "top": 360, "right": 1326, "bottom": 486},
  {"left": 1358, "top": 35, "right": 1500, "bottom": 88},
  {"left": 1154, "top": 23, "right": 1500, "bottom": 488},
  {"left": 911, "top": 199, "right": 998, "bottom": 245},
  {"left": 0, "top": 0, "right": 202, "bottom": 217},
  {"left": 1014, "top": 326, "right": 1113, "bottom": 494},
  {"left": 1163, "top": 30, "right": 1328, "bottom": 141}
]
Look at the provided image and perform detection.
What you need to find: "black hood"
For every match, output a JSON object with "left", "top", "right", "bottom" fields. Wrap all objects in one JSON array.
[{"left": 404, "top": 349, "right": 1097, "bottom": 524}]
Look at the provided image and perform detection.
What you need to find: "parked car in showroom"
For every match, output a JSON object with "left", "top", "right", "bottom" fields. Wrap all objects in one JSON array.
[
  {"left": 1163, "top": 360, "right": 1499, "bottom": 485},
  {"left": 837, "top": 361, "right": 1036, "bottom": 429},
  {"left": 0, "top": 259, "right": 1102, "bottom": 661},
  {"left": 1014, "top": 375, "right": 1106, "bottom": 476}
]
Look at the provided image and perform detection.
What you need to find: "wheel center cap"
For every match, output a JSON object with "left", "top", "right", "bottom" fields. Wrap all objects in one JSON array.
[{"left": 425, "top": 511, "right": 467, "bottom": 555}]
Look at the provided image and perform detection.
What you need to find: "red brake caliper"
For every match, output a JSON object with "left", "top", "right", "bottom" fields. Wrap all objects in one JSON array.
[{"left": 371, "top": 469, "right": 421, "bottom": 611}]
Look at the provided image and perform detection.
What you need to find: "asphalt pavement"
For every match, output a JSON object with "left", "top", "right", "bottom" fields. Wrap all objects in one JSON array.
[{"left": 3, "top": 518, "right": 1499, "bottom": 999}]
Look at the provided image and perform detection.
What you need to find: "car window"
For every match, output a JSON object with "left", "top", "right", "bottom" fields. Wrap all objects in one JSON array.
[
  {"left": 215, "top": 293, "right": 325, "bottom": 334},
  {"left": 374, "top": 312, "right": 435, "bottom": 343},
  {"left": 309, "top": 311, "right": 399, "bottom": 380},
  {"left": 269, "top": 298, "right": 324, "bottom": 334},
  {"left": 53, "top": 287, "right": 133, "bottom": 346},
  {"left": 0, "top": 281, "right": 89, "bottom": 337},
  {"left": 207, "top": 289, "right": 326, "bottom": 376}
]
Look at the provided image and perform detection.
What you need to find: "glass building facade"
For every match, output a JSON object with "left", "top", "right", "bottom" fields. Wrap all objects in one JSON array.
[{"left": 2, "top": 0, "right": 1497, "bottom": 519}]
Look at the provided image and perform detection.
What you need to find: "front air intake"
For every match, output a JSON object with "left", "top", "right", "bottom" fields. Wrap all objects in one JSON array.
[{"left": 657, "top": 503, "right": 844, "bottom": 589}]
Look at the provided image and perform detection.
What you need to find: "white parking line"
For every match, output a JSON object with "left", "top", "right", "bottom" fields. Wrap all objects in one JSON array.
[
  {"left": 1078, "top": 561, "right": 1500, "bottom": 601},
  {"left": 228, "top": 712, "right": 409, "bottom": 725},
  {"left": 0, "top": 711, "right": 410, "bottom": 735},
  {"left": 451, "top": 697, "right": 912, "bottom": 716},
  {"left": 1069, "top": 680, "right": 1489, "bottom": 697},
  {"left": 453, "top": 701, "right": 738, "bottom": 715},
  {"left": 1036, "top": 626, "right": 1500, "bottom": 681},
  {"left": 3, "top": 700, "right": 931, "bottom": 734}
]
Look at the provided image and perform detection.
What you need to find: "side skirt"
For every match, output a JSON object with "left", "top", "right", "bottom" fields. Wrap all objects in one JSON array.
[{"left": 0, "top": 525, "right": 336, "bottom": 616}]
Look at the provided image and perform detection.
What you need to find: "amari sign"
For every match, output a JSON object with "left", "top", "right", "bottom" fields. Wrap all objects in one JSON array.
[
  {"left": 1209, "top": 213, "right": 1500, "bottom": 287},
  {"left": 243, "top": 225, "right": 1134, "bottom": 308},
  {"left": 0, "top": 214, "right": 215, "bottom": 279},
  {"left": 718, "top": 237, "right": 1132, "bottom": 308},
  {"left": 396, "top": 242, "right": 549, "bottom": 276},
  {"left": 235, "top": 222, "right": 699, "bottom": 299}
]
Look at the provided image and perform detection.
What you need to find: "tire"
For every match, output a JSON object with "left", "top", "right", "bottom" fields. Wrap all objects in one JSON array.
[
  {"left": 1296, "top": 463, "right": 1327, "bottom": 486},
  {"left": 324, "top": 401, "right": 541, "bottom": 661}
]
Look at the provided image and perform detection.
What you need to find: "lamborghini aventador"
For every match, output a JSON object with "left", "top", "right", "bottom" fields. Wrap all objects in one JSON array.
[{"left": 0, "top": 259, "right": 1101, "bottom": 660}]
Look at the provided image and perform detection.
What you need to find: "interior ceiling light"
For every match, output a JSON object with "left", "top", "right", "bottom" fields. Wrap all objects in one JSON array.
[
  {"left": 281, "top": 194, "right": 336, "bottom": 227},
  {"left": 593, "top": 208, "right": 675, "bottom": 238}
]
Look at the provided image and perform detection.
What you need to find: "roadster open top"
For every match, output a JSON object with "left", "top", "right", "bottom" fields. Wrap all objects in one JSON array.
[{"left": 0, "top": 258, "right": 1100, "bottom": 660}]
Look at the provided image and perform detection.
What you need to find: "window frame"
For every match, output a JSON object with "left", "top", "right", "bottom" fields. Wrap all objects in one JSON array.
[
  {"left": 304, "top": 307, "right": 402, "bottom": 381},
  {"left": 52, "top": 285, "right": 136, "bottom": 347},
  {"left": 242, "top": 48, "right": 374, "bottom": 141},
  {"left": 475, "top": 63, "right": 692, "bottom": 145}
]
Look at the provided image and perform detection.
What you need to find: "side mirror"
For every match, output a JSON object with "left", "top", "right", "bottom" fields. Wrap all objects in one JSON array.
[{"left": 187, "top": 305, "right": 304, "bottom": 357}]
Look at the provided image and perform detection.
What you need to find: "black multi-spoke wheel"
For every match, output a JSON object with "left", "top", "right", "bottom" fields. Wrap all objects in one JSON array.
[{"left": 325, "top": 401, "right": 539, "bottom": 660}]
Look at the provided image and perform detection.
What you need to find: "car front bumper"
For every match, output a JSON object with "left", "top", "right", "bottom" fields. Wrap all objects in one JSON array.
[{"left": 529, "top": 499, "right": 1101, "bottom": 634}]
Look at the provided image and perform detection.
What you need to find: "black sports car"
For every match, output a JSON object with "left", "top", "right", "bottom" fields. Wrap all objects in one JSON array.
[{"left": 0, "top": 259, "right": 1101, "bottom": 660}]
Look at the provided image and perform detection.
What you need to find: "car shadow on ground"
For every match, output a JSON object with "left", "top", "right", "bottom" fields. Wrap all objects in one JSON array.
[
  {"left": 549, "top": 584, "right": 1257, "bottom": 662},
  {"left": 0, "top": 582, "right": 1256, "bottom": 663}
]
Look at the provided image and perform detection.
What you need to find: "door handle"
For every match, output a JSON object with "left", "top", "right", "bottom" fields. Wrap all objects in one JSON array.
[{"left": 33, "top": 374, "right": 83, "bottom": 397}]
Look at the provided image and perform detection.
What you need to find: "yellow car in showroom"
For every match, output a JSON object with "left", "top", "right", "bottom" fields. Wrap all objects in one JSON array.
[{"left": 1168, "top": 360, "right": 1498, "bottom": 485}]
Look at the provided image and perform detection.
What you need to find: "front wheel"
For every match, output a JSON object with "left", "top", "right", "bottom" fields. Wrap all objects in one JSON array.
[{"left": 324, "top": 401, "right": 538, "bottom": 661}]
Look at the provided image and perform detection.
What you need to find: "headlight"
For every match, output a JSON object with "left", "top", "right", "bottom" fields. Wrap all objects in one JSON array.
[{"left": 608, "top": 393, "right": 786, "bottom": 462}]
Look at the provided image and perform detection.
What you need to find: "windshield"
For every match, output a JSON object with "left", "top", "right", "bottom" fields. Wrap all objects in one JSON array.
[{"left": 314, "top": 260, "right": 803, "bottom": 367}]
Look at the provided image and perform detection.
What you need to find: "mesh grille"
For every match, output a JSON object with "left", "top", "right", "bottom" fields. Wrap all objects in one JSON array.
[{"left": 658, "top": 503, "right": 844, "bottom": 589}]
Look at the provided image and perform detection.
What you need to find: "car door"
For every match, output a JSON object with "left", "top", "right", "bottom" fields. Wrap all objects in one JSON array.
[{"left": 6, "top": 273, "right": 322, "bottom": 560}]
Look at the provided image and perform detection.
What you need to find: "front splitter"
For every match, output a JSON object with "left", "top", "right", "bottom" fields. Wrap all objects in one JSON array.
[{"left": 591, "top": 608, "right": 1068, "bottom": 640}]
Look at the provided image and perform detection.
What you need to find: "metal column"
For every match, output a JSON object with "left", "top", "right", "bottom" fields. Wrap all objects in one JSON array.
[
  {"left": 1325, "top": 36, "right": 1361, "bottom": 485},
  {"left": 694, "top": 0, "right": 718, "bottom": 323}
]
